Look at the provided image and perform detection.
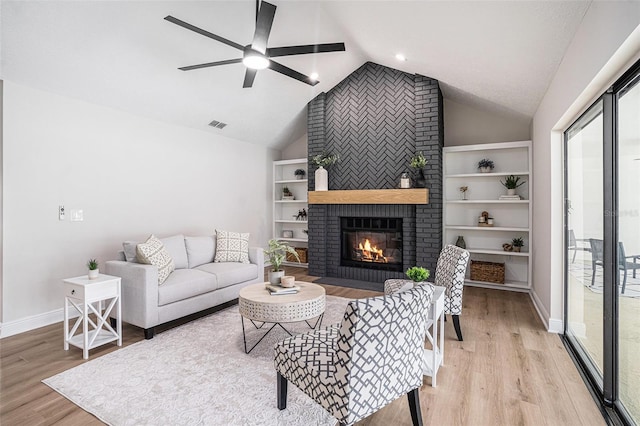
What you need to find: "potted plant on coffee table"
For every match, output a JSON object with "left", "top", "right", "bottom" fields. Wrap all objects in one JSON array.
[{"left": 264, "top": 239, "right": 300, "bottom": 284}]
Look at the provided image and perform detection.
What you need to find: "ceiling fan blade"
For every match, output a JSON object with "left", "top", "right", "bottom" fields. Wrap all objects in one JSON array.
[
  {"left": 179, "top": 58, "right": 243, "bottom": 71},
  {"left": 251, "top": 1, "right": 276, "bottom": 54},
  {"left": 243, "top": 68, "right": 258, "bottom": 88},
  {"left": 268, "top": 60, "right": 319, "bottom": 86},
  {"left": 267, "top": 43, "right": 346, "bottom": 58},
  {"left": 164, "top": 15, "right": 245, "bottom": 51}
]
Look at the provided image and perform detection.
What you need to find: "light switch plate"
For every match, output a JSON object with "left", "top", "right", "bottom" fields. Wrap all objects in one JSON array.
[
  {"left": 59, "top": 205, "right": 65, "bottom": 221},
  {"left": 70, "top": 209, "right": 83, "bottom": 222}
]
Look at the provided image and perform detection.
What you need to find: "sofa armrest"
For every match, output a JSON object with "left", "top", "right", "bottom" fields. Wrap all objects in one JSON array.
[
  {"left": 105, "top": 260, "right": 159, "bottom": 329},
  {"left": 249, "top": 246, "right": 264, "bottom": 272}
]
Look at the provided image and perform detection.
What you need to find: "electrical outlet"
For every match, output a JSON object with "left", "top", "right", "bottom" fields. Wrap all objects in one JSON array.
[
  {"left": 70, "top": 209, "right": 84, "bottom": 222},
  {"left": 59, "top": 205, "right": 65, "bottom": 221}
]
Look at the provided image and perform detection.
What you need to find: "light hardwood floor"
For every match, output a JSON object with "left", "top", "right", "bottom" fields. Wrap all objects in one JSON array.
[{"left": 0, "top": 266, "right": 604, "bottom": 426}]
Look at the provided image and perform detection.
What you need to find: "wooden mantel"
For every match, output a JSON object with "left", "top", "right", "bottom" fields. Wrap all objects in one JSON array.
[{"left": 308, "top": 188, "right": 429, "bottom": 205}]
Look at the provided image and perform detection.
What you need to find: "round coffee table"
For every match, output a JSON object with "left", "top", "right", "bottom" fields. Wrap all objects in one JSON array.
[{"left": 238, "top": 281, "right": 325, "bottom": 353}]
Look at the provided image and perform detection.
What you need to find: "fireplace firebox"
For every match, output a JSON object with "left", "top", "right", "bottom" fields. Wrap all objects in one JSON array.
[{"left": 340, "top": 217, "right": 403, "bottom": 272}]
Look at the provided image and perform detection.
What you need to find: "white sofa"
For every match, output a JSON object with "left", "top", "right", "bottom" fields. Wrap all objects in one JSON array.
[{"left": 105, "top": 234, "right": 264, "bottom": 339}]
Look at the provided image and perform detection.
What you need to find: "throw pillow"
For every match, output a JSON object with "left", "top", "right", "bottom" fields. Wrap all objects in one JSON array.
[
  {"left": 214, "top": 230, "right": 250, "bottom": 264},
  {"left": 122, "top": 241, "right": 139, "bottom": 262},
  {"left": 136, "top": 234, "right": 175, "bottom": 284},
  {"left": 185, "top": 236, "right": 216, "bottom": 269},
  {"left": 159, "top": 234, "right": 188, "bottom": 270}
]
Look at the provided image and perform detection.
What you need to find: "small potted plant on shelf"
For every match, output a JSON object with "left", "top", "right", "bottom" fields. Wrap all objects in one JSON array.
[
  {"left": 264, "top": 239, "right": 300, "bottom": 285},
  {"left": 294, "top": 169, "right": 306, "bottom": 180},
  {"left": 87, "top": 258, "right": 99, "bottom": 279},
  {"left": 459, "top": 186, "right": 469, "bottom": 200},
  {"left": 410, "top": 152, "right": 428, "bottom": 188},
  {"left": 511, "top": 237, "right": 524, "bottom": 252},
  {"left": 282, "top": 186, "right": 294, "bottom": 200},
  {"left": 311, "top": 152, "right": 340, "bottom": 191},
  {"left": 500, "top": 175, "right": 526, "bottom": 196},
  {"left": 478, "top": 159, "right": 495, "bottom": 173},
  {"left": 406, "top": 266, "right": 430, "bottom": 285}
]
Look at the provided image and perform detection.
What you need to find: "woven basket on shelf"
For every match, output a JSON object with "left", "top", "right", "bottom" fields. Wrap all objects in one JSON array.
[
  {"left": 286, "top": 247, "right": 308, "bottom": 263},
  {"left": 470, "top": 260, "right": 505, "bottom": 284}
]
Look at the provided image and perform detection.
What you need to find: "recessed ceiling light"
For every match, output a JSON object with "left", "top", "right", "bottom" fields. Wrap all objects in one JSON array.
[
  {"left": 309, "top": 72, "right": 319, "bottom": 81},
  {"left": 395, "top": 53, "right": 407, "bottom": 61}
]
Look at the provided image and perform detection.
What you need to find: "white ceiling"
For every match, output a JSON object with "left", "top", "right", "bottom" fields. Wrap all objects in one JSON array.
[{"left": 0, "top": 1, "right": 591, "bottom": 149}]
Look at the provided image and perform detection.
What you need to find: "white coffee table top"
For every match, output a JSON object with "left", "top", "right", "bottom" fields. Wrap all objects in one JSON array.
[{"left": 239, "top": 281, "right": 326, "bottom": 323}]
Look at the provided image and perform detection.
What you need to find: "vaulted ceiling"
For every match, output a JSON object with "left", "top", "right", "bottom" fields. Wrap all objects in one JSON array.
[{"left": 1, "top": 1, "right": 590, "bottom": 149}]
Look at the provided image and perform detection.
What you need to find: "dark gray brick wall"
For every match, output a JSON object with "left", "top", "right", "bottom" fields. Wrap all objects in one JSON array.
[{"left": 307, "top": 62, "right": 443, "bottom": 281}]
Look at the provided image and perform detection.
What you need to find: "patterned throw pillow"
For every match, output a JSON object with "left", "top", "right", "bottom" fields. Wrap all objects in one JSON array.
[
  {"left": 136, "top": 235, "right": 175, "bottom": 285},
  {"left": 214, "top": 230, "right": 250, "bottom": 264}
]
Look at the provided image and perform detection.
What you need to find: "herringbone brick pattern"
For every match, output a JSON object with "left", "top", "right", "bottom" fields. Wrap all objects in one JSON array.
[
  {"left": 306, "top": 62, "right": 443, "bottom": 282},
  {"left": 325, "top": 63, "right": 415, "bottom": 190}
]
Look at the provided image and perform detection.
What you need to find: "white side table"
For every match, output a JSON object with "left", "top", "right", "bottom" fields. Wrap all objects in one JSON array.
[
  {"left": 384, "top": 279, "right": 446, "bottom": 387},
  {"left": 424, "top": 286, "right": 445, "bottom": 387},
  {"left": 63, "top": 274, "right": 122, "bottom": 359}
]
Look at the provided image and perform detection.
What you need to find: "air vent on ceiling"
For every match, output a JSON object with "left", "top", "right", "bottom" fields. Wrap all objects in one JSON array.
[{"left": 208, "top": 120, "right": 227, "bottom": 129}]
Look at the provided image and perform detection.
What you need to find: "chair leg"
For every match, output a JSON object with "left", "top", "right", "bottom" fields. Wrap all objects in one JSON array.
[
  {"left": 591, "top": 263, "right": 597, "bottom": 287},
  {"left": 277, "top": 372, "right": 288, "bottom": 410},
  {"left": 407, "top": 388, "right": 423, "bottom": 426},
  {"left": 572, "top": 249, "right": 577, "bottom": 263},
  {"left": 452, "top": 315, "right": 463, "bottom": 341},
  {"left": 622, "top": 268, "right": 627, "bottom": 294}
]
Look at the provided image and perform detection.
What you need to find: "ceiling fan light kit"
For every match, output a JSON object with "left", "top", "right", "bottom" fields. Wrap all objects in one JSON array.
[{"left": 165, "top": 0, "right": 345, "bottom": 88}]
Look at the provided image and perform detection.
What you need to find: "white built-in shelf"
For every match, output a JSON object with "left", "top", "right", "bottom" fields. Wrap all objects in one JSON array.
[
  {"left": 444, "top": 141, "right": 533, "bottom": 292},
  {"left": 273, "top": 159, "right": 309, "bottom": 262},
  {"left": 275, "top": 179, "right": 308, "bottom": 184},
  {"left": 467, "top": 248, "right": 529, "bottom": 257},
  {"left": 446, "top": 172, "right": 530, "bottom": 178},
  {"left": 446, "top": 200, "right": 529, "bottom": 204},
  {"left": 445, "top": 225, "right": 529, "bottom": 232}
]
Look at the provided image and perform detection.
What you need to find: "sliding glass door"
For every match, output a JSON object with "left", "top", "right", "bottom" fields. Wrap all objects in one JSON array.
[
  {"left": 565, "top": 101, "right": 604, "bottom": 383},
  {"left": 617, "top": 72, "right": 640, "bottom": 424},
  {"left": 564, "top": 60, "right": 640, "bottom": 425}
]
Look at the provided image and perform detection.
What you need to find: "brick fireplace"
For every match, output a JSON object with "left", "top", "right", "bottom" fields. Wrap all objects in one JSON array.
[{"left": 307, "top": 62, "right": 443, "bottom": 288}]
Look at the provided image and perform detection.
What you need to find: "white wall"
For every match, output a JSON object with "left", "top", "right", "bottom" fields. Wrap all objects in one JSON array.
[
  {"left": 2, "top": 82, "right": 277, "bottom": 332},
  {"left": 443, "top": 99, "right": 531, "bottom": 146},
  {"left": 280, "top": 133, "right": 308, "bottom": 160},
  {"left": 532, "top": 2, "right": 640, "bottom": 331}
]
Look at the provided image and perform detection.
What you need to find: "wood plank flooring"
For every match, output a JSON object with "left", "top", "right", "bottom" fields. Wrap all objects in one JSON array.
[{"left": 0, "top": 267, "right": 604, "bottom": 425}]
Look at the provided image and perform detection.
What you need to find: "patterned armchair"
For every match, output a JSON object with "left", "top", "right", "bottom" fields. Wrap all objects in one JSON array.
[
  {"left": 274, "top": 284, "right": 434, "bottom": 426},
  {"left": 385, "top": 245, "right": 469, "bottom": 341}
]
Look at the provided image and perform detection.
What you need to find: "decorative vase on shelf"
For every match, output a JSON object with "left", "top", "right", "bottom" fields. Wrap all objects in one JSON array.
[
  {"left": 507, "top": 188, "right": 516, "bottom": 196},
  {"left": 416, "top": 168, "right": 426, "bottom": 188},
  {"left": 315, "top": 166, "right": 328, "bottom": 191},
  {"left": 455, "top": 236, "right": 466, "bottom": 249}
]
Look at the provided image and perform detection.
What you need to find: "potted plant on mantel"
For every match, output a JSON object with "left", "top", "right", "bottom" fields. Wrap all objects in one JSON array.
[
  {"left": 410, "top": 152, "right": 428, "bottom": 188},
  {"left": 311, "top": 152, "right": 339, "bottom": 191},
  {"left": 406, "top": 266, "right": 430, "bottom": 286},
  {"left": 264, "top": 239, "right": 300, "bottom": 285},
  {"left": 87, "top": 258, "right": 99, "bottom": 279}
]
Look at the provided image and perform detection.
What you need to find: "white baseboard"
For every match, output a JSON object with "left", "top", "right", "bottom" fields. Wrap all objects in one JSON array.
[
  {"left": 0, "top": 308, "right": 78, "bottom": 339},
  {"left": 529, "top": 289, "right": 563, "bottom": 333}
]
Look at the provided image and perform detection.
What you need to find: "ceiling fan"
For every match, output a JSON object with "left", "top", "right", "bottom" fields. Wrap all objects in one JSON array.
[{"left": 165, "top": 0, "right": 346, "bottom": 88}]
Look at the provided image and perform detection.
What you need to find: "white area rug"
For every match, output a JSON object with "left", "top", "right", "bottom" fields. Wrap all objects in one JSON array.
[{"left": 43, "top": 295, "right": 351, "bottom": 426}]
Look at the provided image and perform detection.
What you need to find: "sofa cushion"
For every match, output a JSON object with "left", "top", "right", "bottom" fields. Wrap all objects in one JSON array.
[
  {"left": 185, "top": 236, "right": 216, "bottom": 269},
  {"left": 196, "top": 262, "right": 258, "bottom": 289},
  {"left": 158, "top": 269, "right": 218, "bottom": 306},
  {"left": 122, "top": 241, "right": 139, "bottom": 262},
  {"left": 136, "top": 235, "right": 175, "bottom": 285},
  {"left": 159, "top": 234, "right": 188, "bottom": 270},
  {"left": 214, "top": 230, "right": 250, "bottom": 264}
]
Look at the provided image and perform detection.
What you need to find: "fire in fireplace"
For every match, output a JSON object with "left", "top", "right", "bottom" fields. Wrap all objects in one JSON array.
[{"left": 341, "top": 217, "right": 403, "bottom": 272}]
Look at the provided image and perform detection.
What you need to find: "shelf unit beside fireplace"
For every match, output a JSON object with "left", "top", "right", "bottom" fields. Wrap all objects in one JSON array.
[
  {"left": 273, "top": 158, "right": 308, "bottom": 267},
  {"left": 443, "top": 141, "right": 532, "bottom": 292}
]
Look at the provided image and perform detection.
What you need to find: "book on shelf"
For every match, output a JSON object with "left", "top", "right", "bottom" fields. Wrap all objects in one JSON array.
[
  {"left": 498, "top": 195, "right": 522, "bottom": 200},
  {"left": 266, "top": 284, "right": 300, "bottom": 295}
]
